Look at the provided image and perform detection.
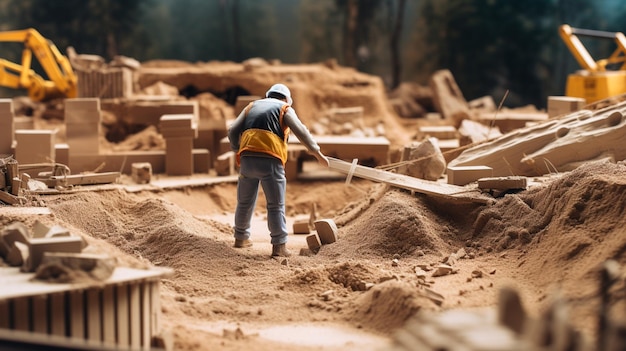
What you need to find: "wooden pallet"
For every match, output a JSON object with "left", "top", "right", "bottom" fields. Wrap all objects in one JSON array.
[{"left": 0, "top": 266, "right": 171, "bottom": 349}]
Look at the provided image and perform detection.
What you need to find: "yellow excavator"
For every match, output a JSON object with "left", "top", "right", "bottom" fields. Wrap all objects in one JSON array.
[
  {"left": 0, "top": 28, "right": 77, "bottom": 101},
  {"left": 559, "top": 24, "right": 626, "bottom": 104}
]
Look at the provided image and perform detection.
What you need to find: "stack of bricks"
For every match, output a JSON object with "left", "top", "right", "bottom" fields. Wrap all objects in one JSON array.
[
  {"left": 0, "top": 99, "right": 14, "bottom": 156},
  {"left": 65, "top": 98, "right": 101, "bottom": 158},
  {"left": 160, "top": 114, "right": 197, "bottom": 176},
  {"left": 76, "top": 67, "right": 134, "bottom": 99}
]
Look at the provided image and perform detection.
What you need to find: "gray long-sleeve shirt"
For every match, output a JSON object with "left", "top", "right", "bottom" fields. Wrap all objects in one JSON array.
[{"left": 228, "top": 98, "right": 321, "bottom": 155}]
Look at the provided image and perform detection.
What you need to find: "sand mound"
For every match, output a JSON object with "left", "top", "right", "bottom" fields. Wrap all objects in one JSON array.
[
  {"left": 349, "top": 279, "right": 437, "bottom": 333},
  {"left": 322, "top": 189, "right": 458, "bottom": 258}
]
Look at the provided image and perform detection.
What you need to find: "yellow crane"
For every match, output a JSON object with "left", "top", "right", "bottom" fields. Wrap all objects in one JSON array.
[
  {"left": 559, "top": 24, "right": 626, "bottom": 104},
  {"left": 0, "top": 28, "right": 77, "bottom": 101}
]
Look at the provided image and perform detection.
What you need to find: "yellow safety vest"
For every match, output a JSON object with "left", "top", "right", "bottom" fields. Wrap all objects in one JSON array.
[{"left": 237, "top": 102, "right": 291, "bottom": 166}]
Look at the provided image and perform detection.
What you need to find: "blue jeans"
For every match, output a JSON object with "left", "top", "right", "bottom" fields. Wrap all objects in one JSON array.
[{"left": 234, "top": 156, "right": 288, "bottom": 245}]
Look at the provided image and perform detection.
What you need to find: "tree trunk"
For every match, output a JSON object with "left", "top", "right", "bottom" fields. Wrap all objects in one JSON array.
[
  {"left": 390, "top": 0, "right": 406, "bottom": 89},
  {"left": 343, "top": 0, "right": 358, "bottom": 67}
]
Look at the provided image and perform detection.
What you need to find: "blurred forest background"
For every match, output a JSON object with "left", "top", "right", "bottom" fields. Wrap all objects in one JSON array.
[{"left": 0, "top": 0, "right": 625, "bottom": 109}]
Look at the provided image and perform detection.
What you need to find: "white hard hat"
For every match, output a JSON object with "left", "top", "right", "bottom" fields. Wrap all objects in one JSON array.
[{"left": 266, "top": 83, "right": 292, "bottom": 105}]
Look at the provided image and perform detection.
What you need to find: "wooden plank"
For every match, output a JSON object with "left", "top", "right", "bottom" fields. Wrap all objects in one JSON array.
[
  {"left": 150, "top": 281, "right": 161, "bottom": 336},
  {"left": 69, "top": 290, "right": 84, "bottom": 339},
  {"left": 31, "top": 295, "right": 48, "bottom": 334},
  {"left": 102, "top": 285, "right": 116, "bottom": 345},
  {"left": 0, "top": 266, "right": 172, "bottom": 300},
  {"left": 327, "top": 157, "right": 492, "bottom": 204},
  {"left": 141, "top": 282, "right": 151, "bottom": 347},
  {"left": 129, "top": 283, "right": 141, "bottom": 349},
  {"left": 0, "top": 299, "right": 9, "bottom": 329},
  {"left": 41, "top": 172, "right": 120, "bottom": 187},
  {"left": 116, "top": 284, "right": 130, "bottom": 346},
  {"left": 50, "top": 293, "right": 66, "bottom": 337},
  {"left": 86, "top": 288, "right": 101, "bottom": 342},
  {"left": 13, "top": 297, "right": 30, "bottom": 331}
]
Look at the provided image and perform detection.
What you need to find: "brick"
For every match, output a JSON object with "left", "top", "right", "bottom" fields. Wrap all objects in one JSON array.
[
  {"left": 418, "top": 125, "right": 458, "bottom": 140},
  {"left": 161, "top": 127, "right": 198, "bottom": 139},
  {"left": 23, "top": 236, "right": 84, "bottom": 272},
  {"left": 447, "top": 165, "right": 493, "bottom": 186},
  {"left": 131, "top": 162, "right": 152, "bottom": 184},
  {"left": 293, "top": 220, "right": 310, "bottom": 234},
  {"left": 165, "top": 137, "right": 193, "bottom": 176},
  {"left": 477, "top": 176, "right": 527, "bottom": 191},
  {"left": 314, "top": 219, "right": 338, "bottom": 245},
  {"left": 65, "top": 98, "right": 100, "bottom": 112},
  {"left": 306, "top": 233, "right": 322, "bottom": 251},
  {"left": 0, "top": 221, "right": 30, "bottom": 258},
  {"left": 6, "top": 241, "right": 29, "bottom": 266},
  {"left": 15, "top": 129, "right": 56, "bottom": 164},
  {"left": 55, "top": 143, "right": 70, "bottom": 166},
  {"left": 160, "top": 114, "right": 194, "bottom": 128},
  {"left": 547, "top": 96, "right": 586, "bottom": 118},
  {"left": 0, "top": 99, "right": 14, "bottom": 114}
]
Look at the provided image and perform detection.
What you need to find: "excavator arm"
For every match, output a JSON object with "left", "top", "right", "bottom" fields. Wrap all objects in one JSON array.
[
  {"left": 559, "top": 24, "right": 626, "bottom": 103},
  {"left": 559, "top": 24, "right": 626, "bottom": 71},
  {"left": 0, "top": 28, "right": 77, "bottom": 101}
]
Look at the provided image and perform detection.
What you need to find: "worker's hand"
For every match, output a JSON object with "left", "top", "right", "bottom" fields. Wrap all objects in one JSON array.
[{"left": 314, "top": 151, "right": 330, "bottom": 168}]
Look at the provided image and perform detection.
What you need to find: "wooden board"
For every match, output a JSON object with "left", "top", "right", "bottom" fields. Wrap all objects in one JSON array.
[
  {"left": 327, "top": 157, "right": 492, "bottom": 204},
  {"left": 0, "top": 266, "right": 172, "bottom": 300}
]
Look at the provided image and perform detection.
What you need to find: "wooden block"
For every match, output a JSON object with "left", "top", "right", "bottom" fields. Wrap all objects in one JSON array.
[
  {"left": 7, "top": 241, "right": 29, "bottom": 266},
  {"left": 418, "top": 125, "right": 458, "bottom": 140},
  {"left": 160, "top": 114, "right": 194, "bottom": 128},
  {"left": 193, "top": 149, "right": 211, "bottom": 174},
  {"left": 215, "top": 151, "right": 235, "bottom": 176},
  {"left": 131, "top": 162, "right": 152, "bottom": 184},
  {"left": 306, "top": 233, "right": 322, "bottom": 252},
  {"left": 25, "top": 236, "right": 84, "bottom": 272},
  {"left": 70, "top": 290, "right": 85, "bottom": 338},
  {"left": 446, "top": 165, "right": 493, "bottom": 186},
  {"left": 55, "top": 143, "right": 70, "bottom": 166},
  {"left": 314, "top": 219, "right": 338, "bottom": 245},
  {"left": 116, "top": 284, "right": 130, "bottom": 346},
  {"left": 477, "top": 176, "right": 528, "bottom": 191},
  {"left": 65, "top": 98, "right": 100, "bottom": 113},
  {"left": 547, "top": 96, "right": 586, "bottom": 118},
  {"left": 0, "top": 98, "right": 14, "bottom": 114},
  {"left": 1, "top": 221, "right": 30, "bottom": 257},
  {"left": 15, "top": 129, "right": 56, "bottom": 164},
  {"left": 50, "top": 293, "right": 66, "bottom": 337},
  {"left": 165, "top": 137, "right": 193, "bottom": 176},
  {"left": 293, "top": 220, "right": 310, "bottom": 234},
  {"left": 161, "top": 127, "right": 198, "bottom": 139},
  {"left": 32, "top": 295, "right": 48, "bottom": 334},
  {"left": 102, "top": 286, "right": 116, "bottom": 345}
]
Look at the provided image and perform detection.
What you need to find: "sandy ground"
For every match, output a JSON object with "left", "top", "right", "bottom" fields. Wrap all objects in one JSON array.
[
  {"left": 0, "top": 159, "right": 619, "bottom": 350},
  {"left": 3, "top": 60, "right": 626, "bottom": 350}
]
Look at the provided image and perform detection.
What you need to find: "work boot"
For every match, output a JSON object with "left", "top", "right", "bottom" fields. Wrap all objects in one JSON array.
[
  {"left": 271, "top": 243, "right": 291, "bottom": 257},
  {"left": 234, "top": 239, "right": 253, "bottom": 248}
]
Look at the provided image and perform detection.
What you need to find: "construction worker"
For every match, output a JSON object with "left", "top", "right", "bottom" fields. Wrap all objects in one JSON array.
[{"left": 228, "top": 83, "right": 329, "bottom": 257}]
